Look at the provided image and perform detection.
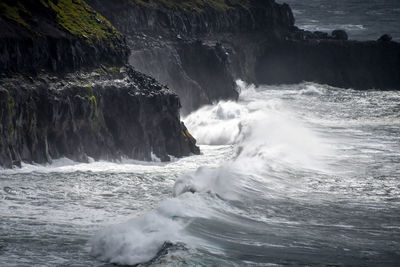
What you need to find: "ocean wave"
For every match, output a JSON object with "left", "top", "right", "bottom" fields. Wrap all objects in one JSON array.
[{"left": 89, "top": 81, "right": 335, "bottom": 265}]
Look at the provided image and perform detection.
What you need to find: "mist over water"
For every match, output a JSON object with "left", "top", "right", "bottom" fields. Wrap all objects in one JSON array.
[
  {"left": 277, "top": 0, "right": 400, "bottom": 41},
  {"left": 3, "top": 79, "right": 398, "bottom": 266}
]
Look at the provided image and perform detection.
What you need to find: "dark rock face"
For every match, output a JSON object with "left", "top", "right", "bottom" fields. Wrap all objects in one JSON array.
[
  {"left": 86, "top": 0, "right": 294, "bottom": 112},
  {"left": 0, "top": 34, "right": 129, "bottom": 75},
  {"left": 378, "top": 34, "right": 393, "bottom": 42},
  {"left": 0, "top": 1, "right": 129, "bottom": 75},
  {"left": 87, "top": 0, "right": 400, "bottom": 96},
  {"left": 177, "top": 41, "right": 238, "bottom": 105},
  {"left": 332, "top": 29, "right": 349, "bottom": 41},
  {"left": 0, "top": 66, "right": 199, "bottom": 168},
  {"left": 127, "top": 35, "right": 209, "bottom": 114},
  {"left": 127, "top": 35, "right": 238, "bottom": 114},
  {"left": 255, "top": 39, "right": 400, "bottom": 90},
  {"left": 87, "top": 0, "right": 295, "bottom": 37}
]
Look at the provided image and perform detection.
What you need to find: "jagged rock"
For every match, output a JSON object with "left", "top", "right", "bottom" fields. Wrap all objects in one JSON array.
[
  {"left": 378, "top": 34, "right": 392, "bottom": 42},
  {"left": 128, "top": 37, "right": 209, "bottom": 114},
  {"left": 331, "top": 29, "right": 349, "bottom": 41},
  {"left": 177, "top": 40, "right": 238, "bottom": 104},
  {"left": 0, "top": 66, "right": 200, "bottom": 168},
  {"left": 313, "top": 31, "right": 329, "bottom": 39}
]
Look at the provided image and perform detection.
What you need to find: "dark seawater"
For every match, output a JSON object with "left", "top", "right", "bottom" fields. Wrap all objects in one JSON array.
[
  {"left": 277, "top": 0, "right": 400, "bottom": 41},
  {"left": 1, "top": 82, "right": 399, "bottom": 266}
]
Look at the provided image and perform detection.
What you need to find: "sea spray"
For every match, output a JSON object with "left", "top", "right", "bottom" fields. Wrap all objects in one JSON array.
[
  {"left": 89, "top": 81, "right": 335, "bottom": 265},
  {"left": 2, "top": 81, "right": 399, "bottom": 266}
]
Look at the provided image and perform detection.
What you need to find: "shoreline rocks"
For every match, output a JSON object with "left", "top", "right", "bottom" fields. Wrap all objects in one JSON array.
[
  {"left": 0, "top": 66, "right": 199, "bottom": 168},
  {"left": 0, "top": 0, "right": 200, "bottom": 168}
]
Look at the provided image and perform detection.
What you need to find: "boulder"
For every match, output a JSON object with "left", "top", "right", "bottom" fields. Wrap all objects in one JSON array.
[
  {"left": 378, "top": 34, "right": 392, "bottom": 42},
  {"left": 332, "top": 29, "right": 349, "bottom": 40}
]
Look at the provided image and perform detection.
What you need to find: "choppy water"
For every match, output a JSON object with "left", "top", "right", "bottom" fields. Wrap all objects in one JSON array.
[
  {"left": 1, "top": 81, "right": 400, "bottom": 266},
  {"left": 278, "top": 0, "right": 400, "bottom": 41}
]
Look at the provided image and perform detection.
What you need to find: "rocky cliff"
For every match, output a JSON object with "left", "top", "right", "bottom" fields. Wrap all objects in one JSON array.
[
  {"left": 1, "top": 0, "right": 399, "bottom": 167},
  {"left": 0, "top": 66, "right": 199, "bottom": 168},
  {"left": 0, "top": 0, "right": 129, "bottom": 74},
  {"left": 0, "top": 0, "right": 199, "bottom": 168},
  {"left": 255, "top": 38, "right": 400, "bottom": 90},
  {"left": 87, "top": 0, "right": 400, "bottom": 113},
  {"left": 87, "top": 0, "right": 297, "bottom": 112}
]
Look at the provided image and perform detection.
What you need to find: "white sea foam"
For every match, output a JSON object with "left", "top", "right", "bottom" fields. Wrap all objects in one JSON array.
[
  {"left": 90, "top": 201, "right": 185, "bottom": 265},
  {"left": 299, "top": 84, "right": 326, "bottom": 95},
  {"left": 90, "top": 81, "right": 336, "bottom": 265},
  {"left": 90, "top": 193, "right": 213, "bottom": 265},
  {"left": 183, "top": 100, "right": 246, "bottom": 145},
  {"left": 301, "top": 23, "right": 366, "bottom": 32}
]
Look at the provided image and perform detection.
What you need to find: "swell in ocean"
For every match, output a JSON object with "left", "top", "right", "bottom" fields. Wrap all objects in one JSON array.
[{"left": 88, "top": 81, "right": 400, "bottom": 266}]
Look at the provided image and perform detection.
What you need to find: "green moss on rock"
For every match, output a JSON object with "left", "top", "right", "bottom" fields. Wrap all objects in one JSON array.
[
  {"left": 43, "top": 0, "right": 121, "bottom": 42},
  {"left": 0, "top": 0, "right": 121, "bottom": 42},
  {"left": 0, "top": 1, "right": 31, "bottom": 29}
]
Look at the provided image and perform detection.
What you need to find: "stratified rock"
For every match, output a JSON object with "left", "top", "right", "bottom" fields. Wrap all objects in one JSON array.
[{"left": 0, "top": 66, "right": 200, "bottom": 168}]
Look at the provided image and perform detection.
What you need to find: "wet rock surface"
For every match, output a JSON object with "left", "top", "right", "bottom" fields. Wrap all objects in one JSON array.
[{"left": 0, "top": 66, "right": 199, "bottom": 168}]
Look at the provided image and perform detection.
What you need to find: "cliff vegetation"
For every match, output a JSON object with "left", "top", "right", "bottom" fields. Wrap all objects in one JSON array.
[
  {"left": 0, "top": 0, "right": 121, "bottom": 42},
  {"left": 0, "top": 0, "right": 128, "bottom": 74}
]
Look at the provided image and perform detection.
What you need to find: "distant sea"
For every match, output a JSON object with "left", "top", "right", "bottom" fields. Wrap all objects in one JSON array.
[{"left": 278, "top": 0, "right": 400, "bottom": 41}]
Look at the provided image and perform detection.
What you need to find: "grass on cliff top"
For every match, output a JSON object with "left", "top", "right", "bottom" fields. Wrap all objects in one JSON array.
[
  {"left": 0, "top": 1, "right": 31, "bottom": 28},
  {"left": 132, "top": 0, "right": 251, "bottom": 12},
  {"left": 42, "top": 0, "right": 122, "bottom": 41},
  {"left": 0, "top": 0, "right": 121, "bottom": 42}
]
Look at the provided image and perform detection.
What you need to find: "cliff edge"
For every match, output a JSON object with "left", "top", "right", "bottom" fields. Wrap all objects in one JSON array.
[
  {"left": 0, "top": 0, "right": 200, "bottom": 168},
  {"left": 87, "top": 0, "right": 400, "bottom": 114}
]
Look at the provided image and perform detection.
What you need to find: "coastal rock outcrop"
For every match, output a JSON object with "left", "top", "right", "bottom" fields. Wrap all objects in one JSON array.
[
  {"left": 87, "top": 0, "right": 400, "bottom": 104},
  {"left": 128, "top": 37, "right": 237, "bottom": 114},
  {"left": 0, "top": 0, "right": 200, "bottom": 168},
  {"left": 1, "top": 0, "right": 399, "bottom": 167},
  {"left": 0, "top": 0, "right": 129, "bottom": 74},
  {"left": 87, "top": 0, "right": 294, "bottom": 112},
  {"left": 255, "top": 38, "right": 400, "bottom": 90},
  {"left": 0, "top": 66, "right": 199, "bottom": 168}
]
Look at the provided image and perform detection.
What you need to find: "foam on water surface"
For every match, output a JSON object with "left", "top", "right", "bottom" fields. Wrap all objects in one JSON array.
[{"left": 2, "top": 80, "right": 400, "bottom": 266}]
